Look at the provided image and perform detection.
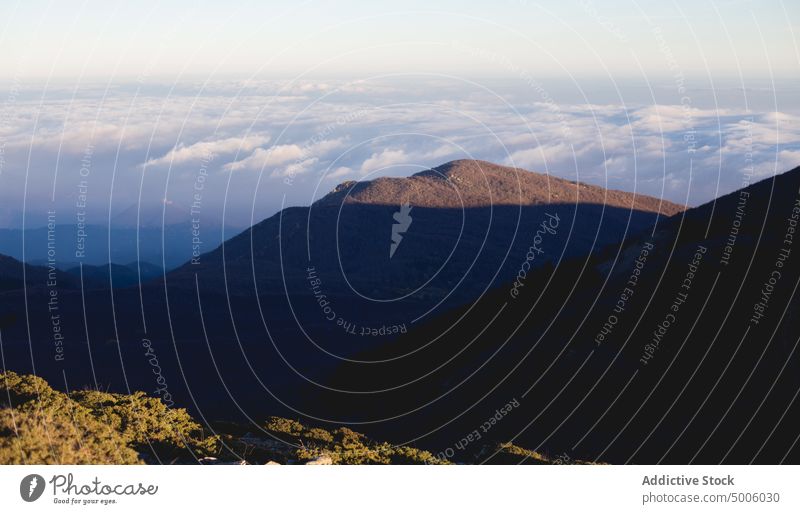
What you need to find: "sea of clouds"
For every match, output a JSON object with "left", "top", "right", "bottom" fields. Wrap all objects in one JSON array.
[{"left": 0, "top": 76, "right": 798, "bottom": 229}]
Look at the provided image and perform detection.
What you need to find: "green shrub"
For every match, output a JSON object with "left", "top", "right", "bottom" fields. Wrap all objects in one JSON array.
[
  {"left": 489, "top": 442, "right": 599, "bottom": 465},
  {"left": 0, "top": 407, "right": 141, "bottom": 464},
  {"left": 264, "top": 416, "right": 304, "bottom": 436},
  {"left": 72, "top": 390, "right": 218, "bottom": 459},
  {"left": 0, "top": 371, "right": 75, "bottom": 413},
  {"left": 0, "top": 372, "right": 217, "bottom": 464},
  {"left": 494, "top": 442, "right": 550, "bottom": 463},
  {"left": 266, "top": 417, "right": 450, "bottom": 465}
]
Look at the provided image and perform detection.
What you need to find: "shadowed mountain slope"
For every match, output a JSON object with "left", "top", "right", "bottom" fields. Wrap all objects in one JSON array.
[
  {"left": 168, "top": 160, "right": 681, "bottom": 313},
  {"left": 319, "top": 165, "right": 800, "bottom": 464}
]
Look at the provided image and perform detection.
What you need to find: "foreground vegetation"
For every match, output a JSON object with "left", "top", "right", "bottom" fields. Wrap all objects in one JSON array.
[
  {"left": 0, "top": 371, "right": 217, "bottom": 464},
  {"left": 1, "top": 372, "right": 586, "bottom": 464}
]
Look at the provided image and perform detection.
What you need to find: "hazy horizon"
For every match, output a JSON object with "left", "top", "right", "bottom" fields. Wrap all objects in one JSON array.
[{"left": 1, "top": 75, "right": 798, "bottom": 230}]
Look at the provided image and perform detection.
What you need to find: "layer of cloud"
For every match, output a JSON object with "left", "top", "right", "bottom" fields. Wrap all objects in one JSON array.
[
  {"left": 1, "top": 78, "right": 798, "bottom": 228},
  {"left": 144, "top": 134, "right": 270, "bottom": 168},
  {"left": 224, "top": 137, "right": 348, "bottom": 173},
  {"left": 360, "top": 148, "right": 410, "bottom": 173}
]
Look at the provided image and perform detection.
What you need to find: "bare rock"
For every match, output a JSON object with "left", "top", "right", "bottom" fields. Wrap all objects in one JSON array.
[{"left": 305, "top": 455, "right": 333, "bottom": 465}]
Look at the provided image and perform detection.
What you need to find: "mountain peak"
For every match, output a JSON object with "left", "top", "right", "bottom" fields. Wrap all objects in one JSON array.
[
  {"left": 411, "top": 159, "right": 508, "bottom": 179},
  {"left": 318, "top": 159, "right": 684, "bottom": 215}
]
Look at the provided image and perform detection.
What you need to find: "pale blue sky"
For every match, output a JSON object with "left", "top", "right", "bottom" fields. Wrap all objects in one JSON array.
[{"left": 2, "top": 0, "right": 797, "bottom": 80}]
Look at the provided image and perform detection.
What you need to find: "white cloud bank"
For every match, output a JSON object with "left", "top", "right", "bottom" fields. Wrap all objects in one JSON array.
[
  {"left": 144, "top": 134, "right": 271, "bottom": 168},
  {"left": 1, "top": 78, "right": 798, "bottom": 228}
]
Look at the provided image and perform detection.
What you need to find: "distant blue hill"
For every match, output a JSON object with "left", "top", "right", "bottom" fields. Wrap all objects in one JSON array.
[
  {"left": 0, "top": 222, "right": 243, "bottom": 270},
  {"left": 64, "top": 261, "right": 164, "bottom": 289}
]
